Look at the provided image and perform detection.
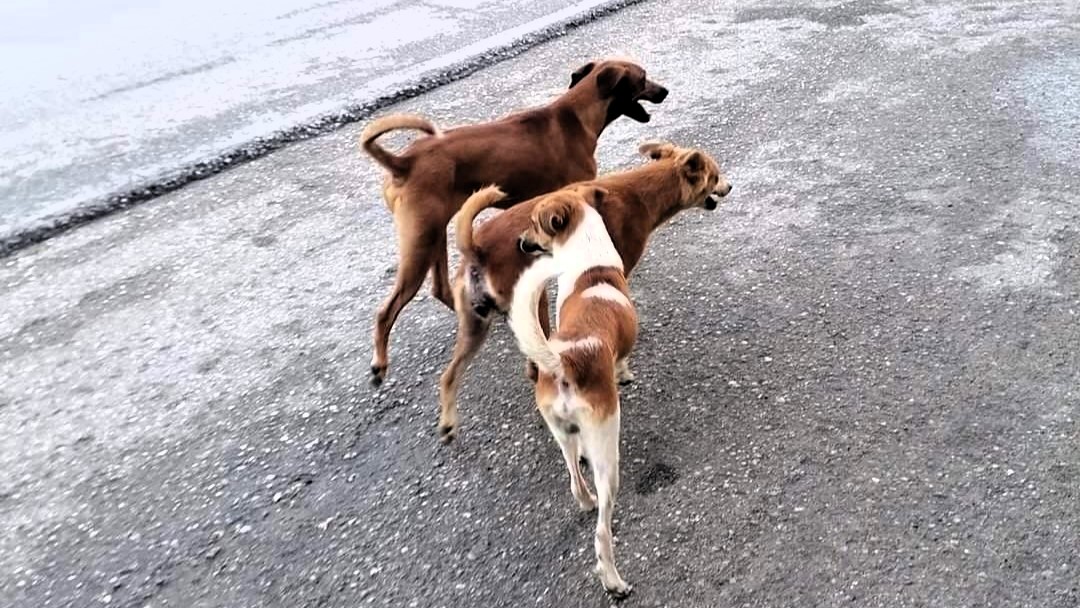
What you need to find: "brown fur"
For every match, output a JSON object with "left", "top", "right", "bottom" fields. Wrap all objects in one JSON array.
[
  {"left": 436, "top": 143, "right": 732, "bottom": 440},
  {"left": 361, "top": 114, "right": 439, "bottom": 179},
  {"left": 360, "top": 60, "right": 668, "bottom": 385},
  {"left": 454, "top": 185, "right": 507, "bottom": 254},
  {"left": 548, "top": 268, "right": 637, "bottom": 419}
]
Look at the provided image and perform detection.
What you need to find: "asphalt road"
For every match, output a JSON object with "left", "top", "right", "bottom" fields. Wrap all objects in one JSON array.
[
  {"left": 2, "top": 1, "right": 1079, "bottom": 607},
  {"left": 0, "top": 0, "right": 607, "bottom": 240}
]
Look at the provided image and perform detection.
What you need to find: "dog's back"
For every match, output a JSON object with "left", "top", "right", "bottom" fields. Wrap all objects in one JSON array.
[
  {"left": 550, "top": 267, "right": 638, "bottom": 412},
  {"left": 464, "top": 160, "right": 676, "bottom": 311},
  {"left": 467, "top": 143, "right": 732, "bottom": 307},
  {"left": 395, "top": 107, "right": 597, "bottom": 202}
]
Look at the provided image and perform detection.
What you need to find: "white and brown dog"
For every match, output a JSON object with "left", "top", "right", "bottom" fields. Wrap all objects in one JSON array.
[{"left": 508, "top": 187, "right": 638, "bottom": 598}]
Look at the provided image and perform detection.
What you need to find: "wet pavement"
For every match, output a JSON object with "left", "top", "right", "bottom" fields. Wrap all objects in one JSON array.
[{"left": 2, "top": 1, "right": 1079, "bottom": 607}]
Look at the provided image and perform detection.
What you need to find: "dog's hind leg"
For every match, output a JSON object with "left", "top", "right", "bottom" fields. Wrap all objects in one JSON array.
[
  {"left": 581, "top": 405, "right": 631, "bottom": 598},
  {"left": 437, "top": 283, "right": 491, "bottom": 442},
  {"left": 429, "top": 231, "right": 455, "bottom": 311},
  {"left": 538, "top": 395, "right": 595, "bottom": 511},
  {"left": 371, "top": 218, "right": 442, "bottom": 386}
]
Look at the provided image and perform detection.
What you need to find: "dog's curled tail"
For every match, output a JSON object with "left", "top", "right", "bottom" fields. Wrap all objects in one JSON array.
[
  {"left": 455, "top": 185, "right": 507, "bottom": 254},
  {"left": 509, "top": 257, "right": 563, "bottom": 376},
  {"left": 360, "top": 114, "right": 439, "bottom": 177}
]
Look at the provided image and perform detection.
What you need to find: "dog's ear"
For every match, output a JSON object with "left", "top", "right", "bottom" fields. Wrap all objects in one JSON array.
[
  {"left": 682, "top": 150, "right": 708, "bottom": 174},
  {"left": 535, "top": 198, "right": 577, "bottom": 237},
  {"left": 570, "top": 62, "right": 596, "bottom": 88},
  {"left": 571, "top": 184, "right": 608, "bottom": 207},
  {"left": 588, "top": 186, "right": 608, "bottom": 206},
  {"left": 639, "top": 142, "right": 677, "bottom": 160},
  {"left": 595, "top": 65, "right": 630, "bottom": 98},
  {"left": 681, "top": 150, "right": 707, "bottom": 179}
]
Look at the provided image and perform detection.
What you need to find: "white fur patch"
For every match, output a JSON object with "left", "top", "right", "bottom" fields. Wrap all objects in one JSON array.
[
  {"left": 550, "top": 336, "right": 603, "bottom": 354},
  {"left": 555, "top": 205, "right": 624, "bottom": 317},
  {"left": 581, "top": 283, "right": 631, "bottom": 307}
]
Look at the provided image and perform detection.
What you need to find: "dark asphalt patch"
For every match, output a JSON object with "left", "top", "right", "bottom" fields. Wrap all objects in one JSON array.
[{"left": 634, "top": 461, "right": 680, "bottom": 495}]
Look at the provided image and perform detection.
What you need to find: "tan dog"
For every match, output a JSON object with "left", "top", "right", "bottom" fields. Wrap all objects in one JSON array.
[
  {"left": 508, "top": 190, "right": 636, "bottom": 597},
  {"left": 360, "top": 60, "right": 668, "bottom": 386},
  {"left": 438, "top": 143, "right": 732, "bottom": 441}
]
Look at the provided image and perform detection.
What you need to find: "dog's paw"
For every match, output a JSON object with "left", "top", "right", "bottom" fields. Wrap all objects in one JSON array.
[
  {"left": 576, "top": 493, "right": 597, "bottom": 512},
  {"left": 438, "top": 423, "right": 457, "bottom": 444},
  {"left": 595, "top": 567, "right": 632, "bottom": 601},
  {"left": 606, "top": 583, "right": 633, "bottom": 602},
  {"left": 370, "top": 364, "right": 387, "bottom": 387}
]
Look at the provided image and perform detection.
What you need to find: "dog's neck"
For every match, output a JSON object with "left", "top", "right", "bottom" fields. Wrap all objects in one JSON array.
[
  {"left": 635, "top": 160, "right": 695, "bottom": 229},
  {"left": 552, "top": 205, "right": 624, "bottom": 318},
  {"left": 598, "top": 160, "right": 698, "bottom": 275},
  {"left": 556, "top": 84, "right": 615, "bottom": 139}
]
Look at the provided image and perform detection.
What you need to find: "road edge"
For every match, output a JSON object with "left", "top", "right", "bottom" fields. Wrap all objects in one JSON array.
[{"left": 0, "top": 0, "right": 648, "bottom": 258}]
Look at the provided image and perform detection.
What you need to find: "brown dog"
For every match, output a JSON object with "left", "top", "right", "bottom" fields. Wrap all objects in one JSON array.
[
  {"left": 360, "top": 59, "right": 668, "bottom": 386},
  {"left": 437, "top": 142, "right": 732, "bottom": 441}
]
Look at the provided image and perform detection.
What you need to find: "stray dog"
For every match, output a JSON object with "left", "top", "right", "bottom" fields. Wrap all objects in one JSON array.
[
  {"left": 438, "top": 143, "right": 732, "bottom": 441},
  {"left": 508, "top": 189, "right": 636, "bottom": 597},
  {"left": 360, "top": 59, "right": 668, "bottom": 386}
]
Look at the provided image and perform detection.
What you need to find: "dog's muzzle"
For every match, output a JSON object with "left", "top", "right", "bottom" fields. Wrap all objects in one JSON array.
[
  {"left": 623, "top": 81, "right": 669, "bottom": 123},
  {"left": 641, "top": 82, "right": 669, "bottom": 104},
  {"left": 704, "top": 182, "right": 732, "bottom": 210}
]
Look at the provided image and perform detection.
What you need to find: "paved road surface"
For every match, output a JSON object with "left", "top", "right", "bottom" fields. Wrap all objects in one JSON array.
[
  {"left": 2, "top": 1, "right": 1079, "bottom": 607},
  {"left": 0, "top": 0, "right": 609, "bottom": 240}
]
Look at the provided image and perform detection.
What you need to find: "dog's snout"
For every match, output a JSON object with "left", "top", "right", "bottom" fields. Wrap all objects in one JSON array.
[
  {"left": 718, "top": 181, "right": 732, "bottom": 197},
  {"left": 645, "top": 82, "right": 669, "bottom": 103}
]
